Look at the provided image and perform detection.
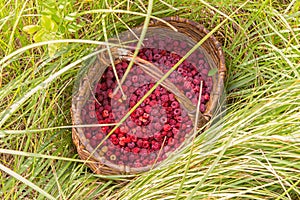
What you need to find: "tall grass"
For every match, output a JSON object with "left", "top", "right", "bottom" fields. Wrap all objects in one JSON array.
[{"left": 0, "top": 0, "right": 299, "bottom": 199}]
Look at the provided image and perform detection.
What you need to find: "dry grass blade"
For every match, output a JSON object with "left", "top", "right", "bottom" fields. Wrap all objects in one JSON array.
[
  {"left": 0, "top": 163, "right": 56, "bottom": 200},
  {"left": 126, "top": 56, "right": 196, "bottom": 114},
  {"left": 175, "top": 80, "right": 203, "bottom": 200},
  {"left": 101, "top": 15, "right": 126, "bottom": 99},
  {"left": 113, "top": 0, "right": 154, "bottom": 96}
]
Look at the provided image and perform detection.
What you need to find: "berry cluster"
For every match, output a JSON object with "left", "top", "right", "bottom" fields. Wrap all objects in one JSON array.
[{"left": 81, "top": 45, "right": 212, "bottom": 168}]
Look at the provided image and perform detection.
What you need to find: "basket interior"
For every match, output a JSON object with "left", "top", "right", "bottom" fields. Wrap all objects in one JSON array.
[{"left": 72, "top": 19, "right": 225, "bottom": 174}]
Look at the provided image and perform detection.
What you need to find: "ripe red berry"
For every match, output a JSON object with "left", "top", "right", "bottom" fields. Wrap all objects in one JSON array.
[
  {"left": 149, "top": 100, "right": 157, "bottom": 106},
  {"left": 204, "top": 93, "right": 210, "bottom": 101},
  {"left": 154, "top": 122, "right": 162, "bottom": 130},
  {"left": 134, "top": 162, "right": 142, "bottom": 168},
  {"left": 90, "top": 140, "right": 97, "bottom": 148},
  {"left": 131, "top": 75, "right": 138, "bottom": 83},
  {"left": 136, "top": 108, "right": 144, "bottom": 116},
  {"left": 142, "top": 141, "right": 150, "bottom": 149},
  {"left": 168, "top": 137, "right": 175, "bottom": 146},
  {"left": 112, "top": 138, "right": 119, "bottom": 145},
  {"left": 163, "top": 124, "right": 171, "bottom": 132},
  {"left": 200, "top": 104, "right": 206, "bottom": 113},
  {"left": 171, "top": 101, "right": 179, "bottom": 108},
  {"left": 120, "top": 126, "right": 129, "bottom": 133},
  {"left": 169, "top": 93, "right": 175, "bottom": 101},
  {"left": 152, "top": 141, "right": 161, "bottom": 150},
  {"left": 96, "top": 133, "right": 103, "bottom": 140},
  {"left": 102, "top": 110, "right": 109, "bottom": 118},
  {"left": 186, "top": 92, "right": 193, "bottom": 99},
  {"left": 144, "top": 105, "right": 152, "bottom": 113},
  {"left": 174, "top": 109, "right": 181, "bottom": 116},
  {"left": 137, "top": 139, "right": 143, "bottom": 148},
  {"left": 88, "top": 104, "right": 95, "bottom": 110},
  {"left": 127, "top": 142, "right": 135, "bottom": 149},
  {"left": 85, "top": 132, "right": 92, "bottom": 139},
  {"left": 101, "top": 126, "right": 109, "bottom": 133},
  {"left": 129, "top": 134, "right": 138, "bottom": 142},
  {"left": 125, "top": 120, "right": 133, "bottom": 128},
  {"left": 154, "top": 132, "right": 162, "bottom": 141},
  {"left": 143, "top": 113, "right": 150, "bottom": 119},
  {"left": 161, "top": 94, "right": 169, "bottom": 102},
  {"left": 132, "top": 147, "right": 140, "bottom": 154},
  {"left": 89, "top": 111, "right": 96, "bottom": 118},
  {"left": 140, "top": 149, "right": 148, "bottom": 156},
  {"left": 119, "top": 137, "right": 126, "bottom": 146},
  {"left": 169, "top": 119, "right": 176, "bottom": 125},
  {"left": 167, "top": 131, "right": 173, "bottom": 137},
  {"left": 160, "top": 117, "right": 167, "bottom": 124}
]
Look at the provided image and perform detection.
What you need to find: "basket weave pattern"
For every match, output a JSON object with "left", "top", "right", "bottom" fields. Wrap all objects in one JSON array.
[{"left": 72, "top": 17, "right": 226, "bottom": 175}]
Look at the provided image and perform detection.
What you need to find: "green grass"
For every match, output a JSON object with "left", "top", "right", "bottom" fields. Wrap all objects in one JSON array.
[{"left": 1, "top": 0, "right": 300, "bottom": 199}]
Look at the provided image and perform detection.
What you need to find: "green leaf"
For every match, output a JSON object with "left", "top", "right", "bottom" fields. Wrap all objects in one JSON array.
[
  {"left": 41, "top": 15, "right": 58, "bottom": 32},
  {"left": 33, "top": 29, "right": 46, "bottom": 42},
  {"left": 64, "top": 12, "right": 77, "bottom": 21},
  {"left": 67, "top": 23, "right": 83, "bottom": 33},
  {"left": 48, "top": 43, "right": 58, "bottom": 58},
  {"left": 23, "top": 25, "right": 41, "bottom": 35},
  {"left": 64, "top": 15, "right": 76, "bottom": 22},
  {"left": 208, "top": 68, "right": 218, "bottom": 76}
]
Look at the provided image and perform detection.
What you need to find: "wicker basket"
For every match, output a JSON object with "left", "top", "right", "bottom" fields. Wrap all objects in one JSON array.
[{"left": 71, "top": 17, "right": 226, "bottom": 175}]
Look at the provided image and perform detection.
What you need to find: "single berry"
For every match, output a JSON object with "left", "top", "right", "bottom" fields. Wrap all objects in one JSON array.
[
  {"left": 163, "top": 124, "right": 171, "bottom": 132},
  {"left": 127, "top": 142, "right": 135, "bottom": 149},
  {"left": 132, "top": 147, "right": 140, "bottom": 154},
  {"left": 102, "top": 110, "right": 109, "bottom": 118}
]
